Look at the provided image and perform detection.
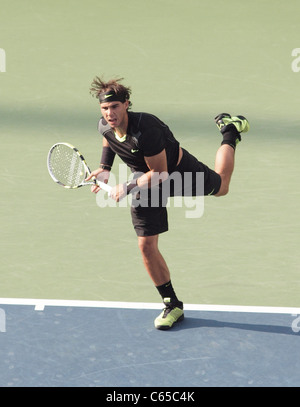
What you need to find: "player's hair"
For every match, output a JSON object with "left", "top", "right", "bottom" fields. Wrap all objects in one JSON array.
[{"left": 90, "top": 76, "right": 132, "bottom": 109}]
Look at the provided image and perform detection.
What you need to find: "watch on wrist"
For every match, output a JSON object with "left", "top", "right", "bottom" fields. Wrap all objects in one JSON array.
[{"left": 99, "top": 164, "right": 111, "bottom": 171}]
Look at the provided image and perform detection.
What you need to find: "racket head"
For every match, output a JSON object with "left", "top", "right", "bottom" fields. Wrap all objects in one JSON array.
[{"left": 47, "top": 142, "right": 92, "bottom": 189}]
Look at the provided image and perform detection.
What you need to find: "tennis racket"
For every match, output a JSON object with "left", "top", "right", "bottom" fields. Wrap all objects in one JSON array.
[{"left": 47, "top": 142, "right": 112, "bottom": 193}]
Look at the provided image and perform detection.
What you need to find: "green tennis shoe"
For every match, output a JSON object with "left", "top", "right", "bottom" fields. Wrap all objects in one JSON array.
[
  {"left": 154, "top": 298, "right": 184, "bottom": 330},
  {"left": 215, "top": 113, "right": 250, "bottom": 141}
]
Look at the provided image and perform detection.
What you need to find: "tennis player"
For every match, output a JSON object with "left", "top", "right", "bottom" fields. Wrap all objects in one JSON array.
[{"left": 87, "top": 77, "right": 249, "bottom": 330}]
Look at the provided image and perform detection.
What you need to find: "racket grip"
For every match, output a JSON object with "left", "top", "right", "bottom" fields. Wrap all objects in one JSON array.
[{"left": 95, "top": 179, "right": 112, "bottom": 194}]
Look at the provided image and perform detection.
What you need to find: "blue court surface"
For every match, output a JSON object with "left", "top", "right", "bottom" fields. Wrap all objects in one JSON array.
[{"left": 1, "top": 299, "right": 300, "bottom": 388}]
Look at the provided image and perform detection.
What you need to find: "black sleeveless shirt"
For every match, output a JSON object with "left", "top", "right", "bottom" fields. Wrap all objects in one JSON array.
[{"left": 98, "top": 111, "right": 180, "bottom": 173}]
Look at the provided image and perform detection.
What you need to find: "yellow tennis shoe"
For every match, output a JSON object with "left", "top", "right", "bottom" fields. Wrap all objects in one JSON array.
[
  {"left": 154, "top": 298, "right": 184, "bottom": 330},
  {"left": 214, "top": 113, "right": 249, "bottom": 148},
  {"left": 215, "top": 113, "right": 250, "bottom": 134}
]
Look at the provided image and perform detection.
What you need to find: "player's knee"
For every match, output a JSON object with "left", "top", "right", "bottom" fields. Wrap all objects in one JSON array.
[
  {"left": 138, "top": 236, "right": 157, "bottom": 258},
  {"left": 214, "top": 174, "right": 230, "bottom": 197},
  {"left": 215, "top": 184, "right": 229, "bottom": 197}
]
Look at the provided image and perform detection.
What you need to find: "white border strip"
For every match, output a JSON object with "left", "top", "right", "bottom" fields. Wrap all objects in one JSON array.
[{"left": 0, "top": 297, "right": 300, "bottom": 314}]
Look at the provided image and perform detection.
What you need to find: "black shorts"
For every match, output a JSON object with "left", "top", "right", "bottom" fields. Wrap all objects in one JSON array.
[{"left": 130, "top": 148, "right": 221, "bottom": 236}]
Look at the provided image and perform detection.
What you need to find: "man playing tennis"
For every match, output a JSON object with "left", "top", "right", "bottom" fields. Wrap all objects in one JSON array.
[{"left": 87, "top": 77, "right": 249, "bottom": 330}]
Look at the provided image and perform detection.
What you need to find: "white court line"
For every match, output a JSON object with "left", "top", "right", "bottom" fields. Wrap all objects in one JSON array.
[{"left": 0, "top": 297, "right": 300, "bottom": 315}]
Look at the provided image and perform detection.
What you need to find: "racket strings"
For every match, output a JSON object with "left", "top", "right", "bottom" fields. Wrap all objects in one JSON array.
[{"left": 49, "top": 145, "right": 86, "bottom": 187}]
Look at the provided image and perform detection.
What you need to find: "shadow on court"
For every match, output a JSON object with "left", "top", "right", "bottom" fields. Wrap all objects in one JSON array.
[{"left": 177, "top": 316, "right": 295, "bottom": 336}]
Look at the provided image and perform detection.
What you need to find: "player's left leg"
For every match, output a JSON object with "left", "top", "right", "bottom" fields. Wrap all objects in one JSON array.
[
  {"left": 214, "top": 144, "right": 235, "bottom": 196},
  {"left": 214, "top": 113, "right": 249, "bottom": 196}
]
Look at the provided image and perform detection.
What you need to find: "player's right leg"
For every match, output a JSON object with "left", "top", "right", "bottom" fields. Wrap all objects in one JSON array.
[
  {"left": 137, "top": 235, "right": 184, "bottom": 330},
  {"left": 131, "top": 201, "right": 184, "bottom": 330}
]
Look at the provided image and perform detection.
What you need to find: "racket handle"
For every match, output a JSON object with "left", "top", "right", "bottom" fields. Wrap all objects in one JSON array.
[{"left": 95, "top": 179, "right": 112, "bottom": 194}]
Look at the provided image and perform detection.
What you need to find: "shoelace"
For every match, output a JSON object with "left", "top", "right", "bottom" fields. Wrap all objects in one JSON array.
[{"left": 162, "top": 305, "right": 173, "bottom": 318}]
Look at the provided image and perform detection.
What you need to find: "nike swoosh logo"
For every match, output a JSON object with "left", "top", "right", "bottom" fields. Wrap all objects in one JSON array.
[
  {"left": 131, "top": 149, "right": 139, "bottom": 153},
  {"left": 104, "top": 93, "right": 114, "bottom": 99}
]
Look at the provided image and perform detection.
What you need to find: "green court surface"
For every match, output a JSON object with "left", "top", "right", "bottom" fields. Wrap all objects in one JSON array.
[{"left": 0, "top": 0, "right": 299, "bottom": 308}]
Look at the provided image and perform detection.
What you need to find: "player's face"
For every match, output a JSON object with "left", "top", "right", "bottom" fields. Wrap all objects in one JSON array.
[{"left": 100, "top": 101, "right": 129, "bottom": 130}]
